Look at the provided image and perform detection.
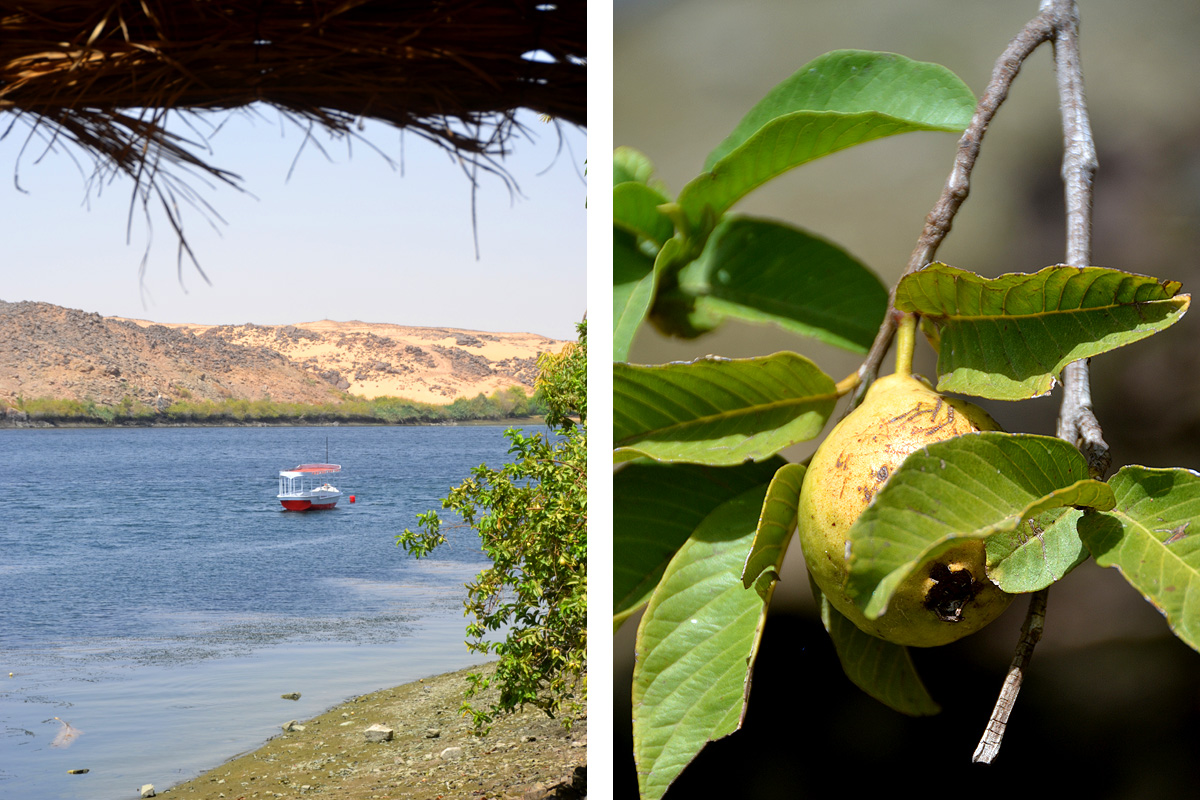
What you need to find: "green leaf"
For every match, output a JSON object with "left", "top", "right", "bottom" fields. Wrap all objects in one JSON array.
[
  {"left": 918, "top": 314, "right": 942, "bottom": 355},
  {"left": 614, "top": 229, "right": 657, "bottom": 362},
  {"left": 614, "top": 458, "right": 783, "bottom": 629},
  {"left": 612, "top": 148, "right": 679, "bottom": 361},
  {"left": 676, "top": 217, "right": 887, "bottom": 353},
  {"left": 985, "top": 508, "right": 1090, "bottom": 593},
  {"left": 895, "top": 264, "right": 1191, "bottom": 400},
  {"left": 815, "top": 579, "right": 940, "bottom": 716},
  {"left": 742, "top": 463, "right": 806, "bottom": 588},
  {"left": 847, "top": 433, "right": 1115, "bottom": 620},
  {"left": 676, "top": 50, "right": 975, "bottom": 234},
  {"left": 615, "top": 181, "right": 675, "bottom": 247},
  {"left": 614, "top": 352, "right": 837, "bottom": 465},
  {"left": 1078, "top": 466, "right": 1200, "bottom": 652},
  {"left": 614, "top": 145, "right": 658, "bottom": 186},
  {"left": 633, "top": 484, "right": 775, "bottom": 800},
  {"left": 643, "top": 236, "right": 716, "bottom": 341},
  {"left": 704, "top": 51, "right": 975, "bottom": 170}
]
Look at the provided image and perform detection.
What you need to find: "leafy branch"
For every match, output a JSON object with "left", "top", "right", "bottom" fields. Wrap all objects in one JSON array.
[
  {"left": 614, "top": 4, "right": 1198, "bottom": 795},
  {"left": 844, "top": 2, "right": 1115, "bottom": 761},
  {"left": 398, "top": 320, "right": 586, "bottom": 731},
  {"left": 955, "top": 0, "right": 1100, "bottom": 762}
]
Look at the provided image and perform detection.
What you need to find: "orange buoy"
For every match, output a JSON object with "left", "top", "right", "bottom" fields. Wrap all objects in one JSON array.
[{"left": 349, "top": 495, "right": 356, "bottom": 503}]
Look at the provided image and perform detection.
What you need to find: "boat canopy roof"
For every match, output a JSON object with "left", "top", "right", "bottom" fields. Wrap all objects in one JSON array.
[{"left": 282, "top": 463, "right": 341, "bottom": 476}]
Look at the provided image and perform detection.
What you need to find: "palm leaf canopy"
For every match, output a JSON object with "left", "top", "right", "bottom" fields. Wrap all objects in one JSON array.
[{"left": 0, "top": 0, "right": 585, "bottom": 264}]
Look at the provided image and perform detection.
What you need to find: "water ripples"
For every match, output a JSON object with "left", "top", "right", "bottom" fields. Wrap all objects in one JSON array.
[{"left": 0, "top": 424, "right": 534, "bottom": 798}]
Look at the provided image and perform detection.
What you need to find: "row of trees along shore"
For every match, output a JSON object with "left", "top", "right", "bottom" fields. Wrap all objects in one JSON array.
[{"left": 2, "top": 385, "right": 547, "bottom": 426}]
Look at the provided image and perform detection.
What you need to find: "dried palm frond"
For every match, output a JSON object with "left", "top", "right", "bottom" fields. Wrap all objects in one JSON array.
[
  {"left": 0, "top": 0, "right": 586, "bottom": 267},
  {"left": 1, "top": 1, "right": 585, "bottom": 151}
]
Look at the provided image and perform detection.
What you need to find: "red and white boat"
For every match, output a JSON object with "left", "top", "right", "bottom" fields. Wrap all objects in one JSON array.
[{"left": 277, "top": 463, "right": 342, "bottom": 511}]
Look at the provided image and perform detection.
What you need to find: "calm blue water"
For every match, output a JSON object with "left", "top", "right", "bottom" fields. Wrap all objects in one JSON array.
[{"left": 0, "top": 425, "right": 536, "bottom": 799}]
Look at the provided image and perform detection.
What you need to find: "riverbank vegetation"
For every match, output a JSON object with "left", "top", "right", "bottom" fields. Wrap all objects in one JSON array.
[
  {"left": 399, "top": 320, "right": 587, "bottom": 731},
  {"left": 1, "top": 385, "right": 546, "bottom": 426}
]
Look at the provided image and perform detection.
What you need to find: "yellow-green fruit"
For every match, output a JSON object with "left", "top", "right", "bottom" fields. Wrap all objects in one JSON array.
[{"left": 798, "top": 372, "right": 1014, "bottom": 647}]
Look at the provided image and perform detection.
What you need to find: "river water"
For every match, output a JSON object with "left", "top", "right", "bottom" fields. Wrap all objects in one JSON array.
[{"left": 0, "top": 424, "right": 533, "bottom": 799}]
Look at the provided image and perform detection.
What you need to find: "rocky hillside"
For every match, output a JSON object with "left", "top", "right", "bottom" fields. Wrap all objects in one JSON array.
[{"left": 0, "top": 300, "right": 565, "bottom": 410}]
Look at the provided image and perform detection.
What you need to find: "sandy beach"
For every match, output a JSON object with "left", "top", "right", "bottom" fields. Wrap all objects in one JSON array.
[{"left": 155, "top": 661, "right": 586, "bottom": 800}]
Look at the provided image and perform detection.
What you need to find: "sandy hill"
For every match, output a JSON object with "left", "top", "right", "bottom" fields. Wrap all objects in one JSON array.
[{"left": 0, "top": 300, "right": 565, "bottom": 409}]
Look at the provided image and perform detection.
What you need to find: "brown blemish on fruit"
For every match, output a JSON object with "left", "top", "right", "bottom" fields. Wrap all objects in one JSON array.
[{"left": 889, "top": 398, "right": 959, "bottom": 437}]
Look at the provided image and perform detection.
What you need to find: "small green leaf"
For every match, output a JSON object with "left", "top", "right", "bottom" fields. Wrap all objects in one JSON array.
[
  {"left": 676, "top": 217, "right": 887, "bottom": 353},
  {"left": 643, "top": 236, "right": 716, "bottom": 341},
  {"left": 1079, "top": 466, "right": 1200, "bottom": 653},
  {"left": 742, "top": 463, "right": 806, "bottom": 589},
  {"left": 986, "top": 508, "right": 1090, "bottom": 593},
  {"left": 614, "top": 353, "right": 837, "bottom": 465},
  {"left": 633, "top": 484, "right": 774, "bottom": 800},
  {"left": 896, "top": 264, "right": 1191, "bottom": 400},
  {"left": 918, "top": 314, "right": 942, "bottom": 355},
  {"left": 614, "top": 145, "right": 658, "bottom": 186},
  {"left": 847, "top": 433, "right": 1115, "bottom": 620},
  {"left": 614, "top": 229, "right": 657, "bottom": 362},
  {"left": 676, "top": 50, "right": 975, "bottom": 234},
  {"left": 614, "top": 459, "right": 783, "bottom": 629},
  {"left": 615, "top": 181, "right": 675, "bottom": 247},
  {"left": 815, "top": 579, "right": 940, "bottom": 716}
]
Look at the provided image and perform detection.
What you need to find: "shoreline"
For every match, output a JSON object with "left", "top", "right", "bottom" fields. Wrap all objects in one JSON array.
[
  {"left": 157, "top": 661, "right": 586, "bottom": 799},
  {"left": 0, "top": 416, "right": 547, "bottom": 430}
]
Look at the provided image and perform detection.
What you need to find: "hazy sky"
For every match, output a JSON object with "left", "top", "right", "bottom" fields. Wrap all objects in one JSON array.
[{"left": 0, "top": 109, "right": 586, "bottom": 341}]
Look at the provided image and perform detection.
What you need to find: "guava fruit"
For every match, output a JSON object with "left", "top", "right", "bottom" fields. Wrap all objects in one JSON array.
[{"left": 798, "top": 372, "right": 1014, "bottom": 647}]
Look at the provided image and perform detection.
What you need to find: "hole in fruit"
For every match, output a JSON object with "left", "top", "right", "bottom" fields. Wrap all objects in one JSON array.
[{"left": 924, "top": 562, "right": 980, "bottom": 622}]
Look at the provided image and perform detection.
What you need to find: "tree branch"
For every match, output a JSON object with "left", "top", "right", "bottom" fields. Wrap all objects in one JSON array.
[
  {"left": 856, "top": 14, "right": 1054, "bottom": 395},
  {"left": 974, "top": 0, "right": 1110, "bottom": 765},
  {"left": 972, "top": 589, "right": 1047, "bottom": 763},
  {"left": 1046, "top": 0, "right": 1111, "bottom": 479}
]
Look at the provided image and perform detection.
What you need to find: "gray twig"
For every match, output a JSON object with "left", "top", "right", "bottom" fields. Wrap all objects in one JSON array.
[
  {"left": 1046, "top": 0, "right": 1111, "bottom": 479},
  {"left": 972, "top": 590, "right": 1047, "bottom": 763},
  {"left": 856, "top": 14, "right": 1054, "bottom": 396},
  {"left": 973, "top": 0, "right": 1109, "bottom": 766}
]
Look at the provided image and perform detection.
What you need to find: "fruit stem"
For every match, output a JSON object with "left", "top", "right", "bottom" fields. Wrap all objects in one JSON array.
[
  {"left": 834, "top": 372, "right": 861, "bottom": 397},
  {"left": 894, "top": 312, "right": 918, "bottom": 377}
]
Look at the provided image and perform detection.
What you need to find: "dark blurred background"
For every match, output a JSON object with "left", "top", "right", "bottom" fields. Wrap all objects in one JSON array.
[{"left": 614, "top": 1, "right": 1200, "bottom": 796}]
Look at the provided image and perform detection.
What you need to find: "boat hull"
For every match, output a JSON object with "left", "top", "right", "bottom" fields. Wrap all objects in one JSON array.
[{"left": 278, "top": 492, "right": 341, "bottom": 511}]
